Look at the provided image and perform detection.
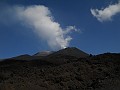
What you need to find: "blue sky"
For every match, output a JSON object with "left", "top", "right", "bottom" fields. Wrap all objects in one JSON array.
[{"left": 0, "top": 0, "right": 120, "bottom": 58}]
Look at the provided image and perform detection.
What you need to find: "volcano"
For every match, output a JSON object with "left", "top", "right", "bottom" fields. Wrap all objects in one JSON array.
[
  {"left": 48, "top": 47, "right": 89, "bottom": 58},
  {"left": 0, "top": 47, "right": 120, "bottom": 90}
]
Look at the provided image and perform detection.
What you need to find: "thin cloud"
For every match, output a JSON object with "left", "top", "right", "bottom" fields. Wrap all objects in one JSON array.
[{"left": 91, "top": 1, "right": 120, "bottom": 22}]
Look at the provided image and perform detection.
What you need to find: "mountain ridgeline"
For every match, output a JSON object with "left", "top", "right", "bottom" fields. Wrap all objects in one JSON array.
[{"left": 0, "top": 47, "right": 120, "bottom": 90}]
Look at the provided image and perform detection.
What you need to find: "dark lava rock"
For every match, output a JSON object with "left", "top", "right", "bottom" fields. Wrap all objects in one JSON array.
[{"left": 0, "top": 48, "right": 120, "bottom": 90}]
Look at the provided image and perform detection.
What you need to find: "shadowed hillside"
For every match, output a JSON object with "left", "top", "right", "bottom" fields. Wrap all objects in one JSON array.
[{"left": 0, "top": 47, "right": 120, "bottom": 90}]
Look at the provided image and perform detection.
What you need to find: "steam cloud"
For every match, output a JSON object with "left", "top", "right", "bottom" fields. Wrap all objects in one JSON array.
[
  {"left": 91, "top": 1, "right": 120, "bottom": 22},
  {"left": 0, "top": 5, "right": 78, "bottom": 49},
  {"left": 16, "top": 5, "right": 78, "bottom": 49}
]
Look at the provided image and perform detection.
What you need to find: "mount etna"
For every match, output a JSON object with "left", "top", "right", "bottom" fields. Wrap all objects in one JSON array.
[{"left": 0, "top": 47, "right": 120, "bottom": 90}]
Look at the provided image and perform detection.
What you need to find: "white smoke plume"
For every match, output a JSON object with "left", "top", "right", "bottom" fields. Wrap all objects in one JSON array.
[
  {"left": 16, "top": 5, "right": 78, "bottom": 49},
  {"left": 91, "top": 1, "right": 120, "bottom": 22},
  {"left": 0, "top": 5, "right": 78, "bottom": 49}
]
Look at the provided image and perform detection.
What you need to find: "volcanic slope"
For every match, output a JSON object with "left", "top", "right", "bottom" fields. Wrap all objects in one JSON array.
[{"left": 0, "top": 48, "right": 120, "bottom": 90}]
